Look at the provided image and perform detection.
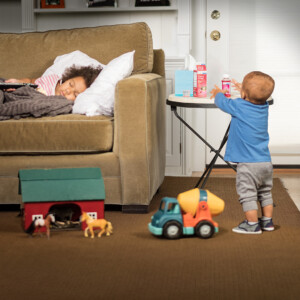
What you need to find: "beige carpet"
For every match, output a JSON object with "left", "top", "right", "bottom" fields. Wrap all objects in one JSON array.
[{"left": 0, "top": 177, "right": 299, "bottom": 300}]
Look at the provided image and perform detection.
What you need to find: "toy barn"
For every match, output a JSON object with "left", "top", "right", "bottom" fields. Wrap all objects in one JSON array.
[{"left": 19, "top": 167, "right": 105, "bottom": 232}]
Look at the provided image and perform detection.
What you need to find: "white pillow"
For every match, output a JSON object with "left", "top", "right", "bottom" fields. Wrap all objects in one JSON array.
[
  {"left": 42, "top": 50, "right": 104, "bottom": 78},
  {"left": 72, "top": 51, "right": 135, "bottom": 117}
]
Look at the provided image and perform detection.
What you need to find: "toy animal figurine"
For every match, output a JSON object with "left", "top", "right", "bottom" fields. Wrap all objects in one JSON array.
[
  {"left": 25, "top": 213, "right": 55, "bottom": 239},
  {"left": 80, "top": 212, "right": 113, "bottom": 239}
]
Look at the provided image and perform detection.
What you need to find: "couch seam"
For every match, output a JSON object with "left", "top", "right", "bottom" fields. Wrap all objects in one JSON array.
[
  {"left": 115, "top": 83, "right": 124, "bottom": 205},
  {"left": 144, "top": 80, "right": 151, "bottom": 203}
]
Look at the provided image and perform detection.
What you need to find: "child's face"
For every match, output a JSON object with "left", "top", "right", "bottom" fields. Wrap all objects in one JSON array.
[{"left": 56, "top": 76, "right": 87, "bottom": 101}]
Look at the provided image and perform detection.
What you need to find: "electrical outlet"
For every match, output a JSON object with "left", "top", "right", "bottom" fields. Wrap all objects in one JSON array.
[
  {"left": 32, "top": 214, "right": 43, "bottom": 221},
  {"left": 87, "top": 212, "right": 97, "bottom": 219}
]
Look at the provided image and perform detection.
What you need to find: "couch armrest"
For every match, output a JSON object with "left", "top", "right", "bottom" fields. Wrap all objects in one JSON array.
[{"left": 114, "top": 73, "right": 166, "bottom": 206}]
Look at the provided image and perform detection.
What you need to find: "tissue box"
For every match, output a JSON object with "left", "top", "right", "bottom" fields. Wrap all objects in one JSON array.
[{"left": 175, "top": 70, "right": 193, "bottom": 97}]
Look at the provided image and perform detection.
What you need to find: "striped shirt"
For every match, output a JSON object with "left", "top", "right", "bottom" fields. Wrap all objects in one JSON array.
[{"left": 34, "top": 74, "right": 60, "bottom": 96}]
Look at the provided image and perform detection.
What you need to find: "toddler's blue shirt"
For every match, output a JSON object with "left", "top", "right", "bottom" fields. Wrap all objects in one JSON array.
[{"left": 215, "top": 92, "right": 271, "bottom": 163}]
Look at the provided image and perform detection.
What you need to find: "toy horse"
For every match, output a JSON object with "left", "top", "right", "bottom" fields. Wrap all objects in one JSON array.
[
  {"left": 80, "top": 212, "right": 113, "bottom": 239},
  {"left": 25, "top": 214, "right": 55, "bottom": 239}
]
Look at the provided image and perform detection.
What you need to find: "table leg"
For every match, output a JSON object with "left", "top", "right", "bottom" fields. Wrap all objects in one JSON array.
[
  {"left": 172, "top": 106, "right": 220, "bottom": 154},
  {"left": 195, "top": 123, "right": 236, "bottom": 188},
  {"left": 171, "top": 106, "right": 236, "bottom": 189}
]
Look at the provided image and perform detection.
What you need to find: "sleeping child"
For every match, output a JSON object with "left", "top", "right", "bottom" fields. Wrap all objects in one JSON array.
[{"left": 5, "top": 64, "right": 102, "bottom": 101}]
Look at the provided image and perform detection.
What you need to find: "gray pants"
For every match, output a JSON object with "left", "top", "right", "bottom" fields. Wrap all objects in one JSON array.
[{"left": 236, "top": 162, "right": 273, "bottom": 212}]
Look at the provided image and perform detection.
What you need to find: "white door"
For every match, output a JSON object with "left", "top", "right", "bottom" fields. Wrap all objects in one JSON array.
[{"left": 206, "top": 0, "right": 300, "bottom": 166}]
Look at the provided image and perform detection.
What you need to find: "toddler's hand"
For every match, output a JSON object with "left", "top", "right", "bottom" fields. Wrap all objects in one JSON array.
[
  {"left": 210, "top": 85, "right": 224, "bottom": 99},
  {"left": 231, "top": 79, "right": 242, "bottom": 92}
]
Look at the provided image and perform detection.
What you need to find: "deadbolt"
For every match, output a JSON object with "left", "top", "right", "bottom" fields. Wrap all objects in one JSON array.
[
  {"left": 211, "top": 10, "right": 220, "bottom": 19},
  {"left": 210, "top": 30, "right": 221, "bottom": 41}
]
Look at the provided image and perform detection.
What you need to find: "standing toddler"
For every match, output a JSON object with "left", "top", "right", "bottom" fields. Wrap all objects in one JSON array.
[{"left": 210, "top": 71, "right": 275, "bottom": 234}]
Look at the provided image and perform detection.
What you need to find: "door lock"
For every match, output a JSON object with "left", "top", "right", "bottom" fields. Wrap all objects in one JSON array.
[
  {"left": 211, "top": 10, "right": 220, "bottom": 20},
  {"left": 210, "top": 30, "right": 221, "bottom": 41}
]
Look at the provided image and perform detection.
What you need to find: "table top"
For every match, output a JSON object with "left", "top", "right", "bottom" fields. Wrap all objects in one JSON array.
[{"left": 167, "top": 93, "right": 273, "bottom": 108}]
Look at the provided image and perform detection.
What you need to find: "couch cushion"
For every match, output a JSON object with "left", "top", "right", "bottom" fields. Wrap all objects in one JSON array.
[
  {"left": 0, "top": 114, "right": 113, "bottom": 154},
  {"left": 0, "top": 22, "right": 153, "bottom": 79}
]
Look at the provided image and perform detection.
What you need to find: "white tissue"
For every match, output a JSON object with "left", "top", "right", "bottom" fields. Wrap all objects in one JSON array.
[{"left": 184, "top": 54, "right": 197, "bottom": 71}]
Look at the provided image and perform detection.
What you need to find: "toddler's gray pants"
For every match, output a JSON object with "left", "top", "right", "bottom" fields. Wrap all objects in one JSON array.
[{"left": 236, "top": 162, "right": 273, "bottom": 212}]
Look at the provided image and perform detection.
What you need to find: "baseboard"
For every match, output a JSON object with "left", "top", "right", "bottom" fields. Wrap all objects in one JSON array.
[
  {"left": 122, "top": 205, "right": 149, "bottom": 214},
  {"left": 272, "top": 165, "right": 300, "bottom": 169},
  {"left": 0, "top": 204, "right": 21, "bottom": 211},
  {"left": 208, "top": 165, "right": 237, "bottom": 169},
  {"left": 210, "top": 164, "right": 300, "bottom": 169}
]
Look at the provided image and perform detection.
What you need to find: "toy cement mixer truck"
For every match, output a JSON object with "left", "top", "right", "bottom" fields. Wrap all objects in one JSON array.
[{"left": 148, "top": 189, "right": 225, "bottom": 239}]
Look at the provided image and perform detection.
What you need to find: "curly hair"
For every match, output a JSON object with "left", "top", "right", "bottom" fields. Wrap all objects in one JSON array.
[{"left": 61, "top": 64, "right": 102, "bottom": 88}]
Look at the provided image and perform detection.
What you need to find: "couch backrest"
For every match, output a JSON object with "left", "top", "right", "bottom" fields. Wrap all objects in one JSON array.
[{"left": 0, "top": 22, "right": 153, "bottom": 79}]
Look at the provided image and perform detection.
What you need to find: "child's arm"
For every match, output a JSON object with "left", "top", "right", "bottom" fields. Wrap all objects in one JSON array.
[
  {"left": 210, "top": 85, "right": 225, "bottom": 99},
  {"left": 211, "top": 85, "right": 237, "bottom": 116},
  {"left": 5, "top": 78, "right": 36, "bottom": 84}
]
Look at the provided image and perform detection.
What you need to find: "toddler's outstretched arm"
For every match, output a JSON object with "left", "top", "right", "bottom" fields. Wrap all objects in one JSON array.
[{"left": 210, "top": 85, "right": 224, "bottom": 99}]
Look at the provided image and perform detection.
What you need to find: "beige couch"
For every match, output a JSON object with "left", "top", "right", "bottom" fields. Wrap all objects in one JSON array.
[{"left": 0, "top": 22, "right": 166, "bottom": 212}]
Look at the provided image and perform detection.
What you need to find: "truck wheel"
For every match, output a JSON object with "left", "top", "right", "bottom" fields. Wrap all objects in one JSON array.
[
  {"left": 163, "top": 221, "right": 183, "bottom": 239},
  {"left": 195, "top": 221, "right": 215, "bottom": 239}
]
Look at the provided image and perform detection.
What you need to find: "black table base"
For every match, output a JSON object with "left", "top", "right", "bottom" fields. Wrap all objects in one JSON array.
[{"left": 171, "top": 106, "right": 236, "bottom": 189}]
